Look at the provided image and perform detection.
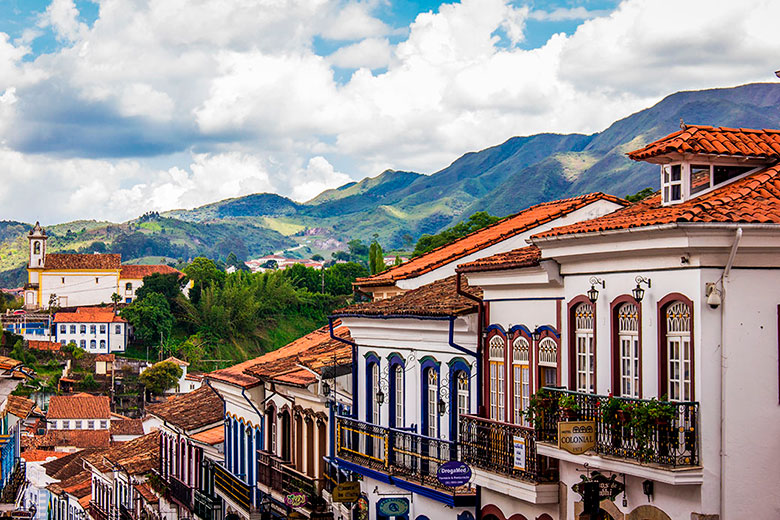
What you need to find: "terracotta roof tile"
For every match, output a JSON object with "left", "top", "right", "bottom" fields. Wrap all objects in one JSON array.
[
  {"left": 110, "top": 418, "right": 144, "bottom": 436},
  {"left": 242, "top": 325, "right": 352, "bottom": 387},
  {"left": 161, "top": 356, "right": 189, "bottom": 367},
  {"left": 27, "top": 340, "right": 62, "bottom": 352},
  {"left": 43, "top": 448, "right": 100, "bottom": 480},
  {"left": 190, "top": 425, "right": 224, "bottom": 446},
  {"left": 334, "top": 275, "right": 481, "bottom": 318},
  {"left": 34, "top": 430, "right": 111, "bottom": 450},
  {"left": 86, "top": 431, "right": 160, "bottom": 475},
  {"left": 119, "top": 264, "right": 182, "bottom": 279},
  {"left": 21, "top": 449, "right": 69, "bottom": 462},
  {"left": 95, "top": 354, "right": 115, "bottom": 362},
  {"left": 134, "top": 483, "right": 158, "bottom": 504},
  {"left": 7, "top": 395, "right": 35, "bottom": 419},
  {"left": 43, "top": 254, "right": 121, "bottom": 270},
  {"left": 456, "top": 245, "right": 541, "bottom": 273},
  {"left": 628, "top": 125, "right": 780, "bottom": 161},
  {"left": 145, "top": 386, "right": 222, "bottom": 431},
  {"left": 355, "top": 193, "right": 627, "bottom": 287},
  {"left": 47, "top": 394, "right": 111, "bottom": 420},
  {"left": 534, "top": 163, "right": 780, "bottom": 239},
  {"left": 54, "top": 307, "right": 126, "bottom": 323}
]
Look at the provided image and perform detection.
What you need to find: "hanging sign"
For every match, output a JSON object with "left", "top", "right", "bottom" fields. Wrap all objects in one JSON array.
[
  {"left": 436, "top": 461, "right": 472, "bottom": 487},
  {"left": 284, "top": 492, "right": 307, "bottom": 509},
  {"left": 512, "top": 435, "right": 526, "bottom": 471},
  {"left": 332, "top": 481, "right": 361, "bottom": 503},
  {"left": 572, "top": 472, "right": 625, "bottom": 502},
  {"left": 377, "top": 498, "right": 409, "bottom": 516},
  {"left": 558, "top": 421, "right": 596, "bottom": 455}
]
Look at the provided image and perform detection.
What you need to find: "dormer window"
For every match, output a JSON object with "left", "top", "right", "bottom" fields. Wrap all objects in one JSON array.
[
  {"left": 662, "top": 164, "right": 683, "bottom": 203},
  {"left": 662, "top": 161, "right": 759, "bottom": 205}
]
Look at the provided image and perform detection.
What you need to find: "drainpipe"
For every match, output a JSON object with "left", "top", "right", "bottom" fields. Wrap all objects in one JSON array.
[
  {"left": 328, "top": 317, "right": 358, "bottom": 420},
  {"left": 455, "top": 271, "right": 484, "bottom": 520},
  {"left": 720, "top": 227, "right": 741, "bottom": 519}
]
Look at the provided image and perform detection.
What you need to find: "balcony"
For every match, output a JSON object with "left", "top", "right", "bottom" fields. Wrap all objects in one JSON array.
[
  {"left": 120, "top": 504, "right": 134, "bottom": 520},
  {"left": 257, "top": 450, "right": 326, "bottom": 511},
  {"left": 214, "top": 462, "right": 252, "bottom": 514},
  {"left": 335, "top": 416, "right": 475, "bottom": 507},
  {"left": 169, "top": 475, "right": 193, "bottom": 509},
  {"left": 89, "top": 501, "right": 109, "bottom": 520},
  {"left": 193, "top": 489, "right": 221, "bottom": 520},
  {"left": 535, "top": 388, "right": 699, "bottom": 475}
]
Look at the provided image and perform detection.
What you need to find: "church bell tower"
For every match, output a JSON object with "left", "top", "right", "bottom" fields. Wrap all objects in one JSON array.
[{"left": 28, "top": 222, "right": 47, "bottom": 268}]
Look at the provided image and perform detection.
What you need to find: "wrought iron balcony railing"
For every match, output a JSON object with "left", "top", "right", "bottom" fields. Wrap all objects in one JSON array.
[
  {"left": 336, "top": 416, "right": 474, "bottom": 497},
  {"left": 119, "top": 504, "right": 134, "bottom": 520},
  {"left": 537, "top": 388, "right": 699, "bottom": 467},
  {"left": 213, "top": 463, "right": 252, "bottom": 513},
  {"left": 89, "top": 501, "right": 109, "bottom": 520},
  {"left": 459, "top": 415, "right": 558, "bottom": 483},
  {"left": 257, "top": 450, "right": 326, "bottom": 510},
  {"left": 169, "top": 475, "right": 194, "bottom": 509},
  {"left": 193, "top": 488, "right": 221, "bottom": 520}
]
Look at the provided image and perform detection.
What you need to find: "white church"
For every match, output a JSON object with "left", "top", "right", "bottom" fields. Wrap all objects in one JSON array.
[{"left": 24, "top": 223, "right": 183, "bottom": 310}]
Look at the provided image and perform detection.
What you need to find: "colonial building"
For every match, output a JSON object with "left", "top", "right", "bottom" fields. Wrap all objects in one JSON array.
[
  {"left": 145, "top": 385, "right": 224, "bottom": 520},
  {"left": 42, "top": 449, "right": 98, "bottom": 520},
  {"left": 452, "top": 125, "right": 780, "bottom": 520},
  {"left": 46, "top": 393, "right": 111, "bottom": 431},
  {"left": 23, "top": 223, "right": 183, "bottom": 310},
  {"left": 54, "top": 307, "right": 128, "bottom": 353}
]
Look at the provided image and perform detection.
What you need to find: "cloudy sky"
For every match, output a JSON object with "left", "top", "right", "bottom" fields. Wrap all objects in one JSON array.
[{"left": 1, "top": 0, "right": 778, "bottom": 224}]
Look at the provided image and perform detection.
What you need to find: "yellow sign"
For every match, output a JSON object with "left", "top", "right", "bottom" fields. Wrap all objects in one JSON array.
[
  {"left": 332, "top": 481, "right": 361, "bottom": 503},
  {"left": 558, "top": 420, "right": 596, "bottom": 455}
]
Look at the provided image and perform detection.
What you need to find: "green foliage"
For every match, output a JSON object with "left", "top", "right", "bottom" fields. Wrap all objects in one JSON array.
[
  {"left": 625, "top": 187, "right": 655, "bottom": 202},
  {"left": 135, "top": 272, "right": 184, "bottom": 302},
  {"left": 10, "top": 340, "right": 35, "bottom": 366},
  {"left": 368, "top": 241, "right": 385, "bottom": 275},
  {"left": 139, "top": 360, "right": 183, "bottom": 394},
  {"left": 412, "top": 211, "right": 501, "bottom": 257},
  {"left": 121, "top": 292, "right": 174, "bottom": 345},
  {"left": 324, "top": 262, "right": 368, "bottom": 295},
  {"left": 311, "top": 254, "right": 324, "bottom": 262},
  {"left": 71, "top": 347, "right": 86, "bottom": 360},
  {"left": 79, "top": 374, "right": 99, "bottom": 390}
]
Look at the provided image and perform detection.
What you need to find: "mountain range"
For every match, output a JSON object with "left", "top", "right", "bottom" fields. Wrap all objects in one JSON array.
[{"left": 2, "top": 82, "right": 780, "bottom": 286}]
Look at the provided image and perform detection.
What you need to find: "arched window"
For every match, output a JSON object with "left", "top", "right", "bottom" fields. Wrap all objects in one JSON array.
[
  {"left": 538, "top": 338, "right": 558, "bottom": 387},
  {"left": 488, "top": 335, "right": 505, "bottom": 421},
  {"left": 90, "top": 340, "right": 96, "bottom": 349},
  {"left": 512, "top": 336, "right": 530, "bottom": 424},
  {"left": 425, "top": 368, "right": 438, "bottom": 438},
  {"left": 33, "top": 241, "right": 40, "bottom": 255},
  {"left": 456, "top": 370, "right": 469, "bottom": 420},
  {"left": 125, "top": 282, "right": 132, "bottom": 291},
  {"left": 665, "top": 300, "right": 692, "bottom": 401},
  {"left": 370, "top": 363, "right": 380, "bottom": 425},
  {"left": 99, "top": 339, "right": 106, "bottom": 350},
  {"left": 390, "top": 363, "right": 404, "bottom": 428},
  {"left": 574, "top": 302, "right": 595, "bottom": 393},
  {"left": 617, "top": 302, "right": 640, "bottom": 398}
]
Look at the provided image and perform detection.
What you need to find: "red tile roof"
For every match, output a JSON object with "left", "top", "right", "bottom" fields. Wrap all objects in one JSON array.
[
  {"left": 87, "top": 430, "right": 160, "bottom": 475},
  {"left": 161, "top": 356, "right": 189, "bottom": 367},
  {"left": 534, "top": 163, "right": 780, "bottom": 239},
  {"left": 456, "top": 245, "right": 541, "bottom": 273},
  {"left": 7, "top": 395, "right": 35, "bottom": 419},
  {"left": 628, "top": 125, "right": 780, "bottom": 162},
  {"left": 28, "top": 340, "right": 61, "bottom": 352},
  {"left": 355, "top": 193, "right": 627, "bottom": 288},
  {"left": 47, "top": 393, "right": 111, "bottom": 420},
  {"left": 110, "top": 418, "right": 144, "bottom": 436},
  {"left": 335, "top": 275, "right": 481, "bottom": 318},
  {"left": 95, "top": 354, "right": 115, "bottom": 362},
  {"left": 54, "top": 307, "right": 126, "bottom": 323},
  {"left": 120, "top": 264, "right": 182, "bottom": 279},
  {"left": 21, "top": 449, "right": 69, "bottom": 462},
  {"left": 243, "top": 325, "right": 353, "bottom": 387},
  {"left": 134, "top": 483, "right": 159, "bottom": 504},
  {"left": 34, "top": 429, "right": 111, "bottom": 450},
  {"left": 191, "top": 425, "right": 224, "bottom": 446},
  {"left": 145, "top": 386, "right": 222, "bottom": 431},
  {"left": 43, "top": 254, "right": 121, "bottom": 270}
]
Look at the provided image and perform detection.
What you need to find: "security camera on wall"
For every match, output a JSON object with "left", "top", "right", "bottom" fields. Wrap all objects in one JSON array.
[{"left": 706, "top": 283, "right": 721, "bottom": 309}]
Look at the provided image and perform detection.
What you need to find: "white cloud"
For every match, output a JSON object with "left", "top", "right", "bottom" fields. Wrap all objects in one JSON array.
[
  {"left": 529, "top": 7, "right": 607, "bottom": 22},
  {"left": 328, "top": 38, "right": 392, "bottom": 69},
  {"left": 2, "top": 0, "right": 780, "bottom": 225}
]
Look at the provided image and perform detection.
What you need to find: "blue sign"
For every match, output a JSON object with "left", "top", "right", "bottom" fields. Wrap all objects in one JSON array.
[
  {"left": 377, "top": 498, "right": 409, "bottom": 516},
  {"left": 437, "top": 461, "right": 472, "bottom": 487}
]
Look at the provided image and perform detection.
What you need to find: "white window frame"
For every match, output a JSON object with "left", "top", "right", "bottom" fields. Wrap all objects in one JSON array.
[
  {"left": 618, "top": 302, "right": 640, "bottom": 398},
  {"left": 394, "top": 365, "right": 404, "bottom": 428},
  {"left": 666, "top": 301, "right": 692, "bottom": 401},
  {"left": 575, "top": 303, "right": 595, "bottom": 393},
  {"left": 488, "top": 335, "right": 505, "bottom": 421},
  {"left": 512, "top": 337, "right": 530, "bottom": 425},
  {"left": 426, "top": 368, "right": 438, "bottom": 438}
]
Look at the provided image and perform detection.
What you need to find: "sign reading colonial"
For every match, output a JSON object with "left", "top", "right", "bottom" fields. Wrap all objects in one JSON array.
[
  {"left": 332, "top": 481, "right": 361, "bottom": 503},
  {"left": 377, "top": 498, "right": 409, "bottom": 516},
  {"left": 512, "top": 435, "right": 526, "bottom": 470},
  {"left": 558, "top": 420, "right": 596, "bottom": 455},
  {"left": 284, "top": 491, "right": 307, "bottom": 509},
  {"left": 436, "top": 461, "right": 472, "bottom": 487}
]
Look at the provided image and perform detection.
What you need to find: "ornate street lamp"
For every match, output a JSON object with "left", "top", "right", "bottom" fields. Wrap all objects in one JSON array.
[
  {"left": 632, "top": 276, "right": 651, "bottom": 302},
  {"left": 587, "top": 276, "right": 605, "bottom": 303}
]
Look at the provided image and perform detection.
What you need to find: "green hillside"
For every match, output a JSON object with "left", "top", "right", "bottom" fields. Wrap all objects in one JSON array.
[{"left": 2, "top": 83, "right": 779, "bottom": 287}]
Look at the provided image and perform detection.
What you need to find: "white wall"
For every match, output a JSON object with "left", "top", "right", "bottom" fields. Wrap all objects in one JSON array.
[
  {"left": 55, "top": 321, "right": 126, "bottom": 353},
  {"left": 49, "top": 418, "right": 110, "bottom": 430},
  {"left": 40, "top": 271, "right": 118, "bottom": 309}
]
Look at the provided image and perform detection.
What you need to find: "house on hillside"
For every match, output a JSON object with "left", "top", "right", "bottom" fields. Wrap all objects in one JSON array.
[
  {"left": 46, "top": 393, "right": 111, "bottom": 431},
  {"left": 353, "top": 192, "right": 627, "bottom": 300},
  {"left": 23, "top": 223, "right": 185, "bottom": 310},
  {"left": 145, "top": 385, "right": 224, "bottom": 520},
  {"left": 54, "top": 307, "right": 128, "bottom": 353}
]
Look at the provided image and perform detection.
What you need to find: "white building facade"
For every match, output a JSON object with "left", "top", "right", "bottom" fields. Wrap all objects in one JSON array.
[{"left": 54, "top": 307, "right": 128, "bottom": 353}]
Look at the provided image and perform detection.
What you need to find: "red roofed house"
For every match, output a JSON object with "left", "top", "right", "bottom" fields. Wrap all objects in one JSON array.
[
  {"left": 449, "top": 124, "right": 780, "bottom": 520},
  {"left": 353, "top": 193, "right": 626, "bottom": 300},
  {"left": 46, "top": 393, "right": 111, "bottom": 432},
  {"left": 23, "top": 222, "right": 183, "bottom": 310},
  {"left": 53, "top": 307, "right": 128, "bottom": 353}
]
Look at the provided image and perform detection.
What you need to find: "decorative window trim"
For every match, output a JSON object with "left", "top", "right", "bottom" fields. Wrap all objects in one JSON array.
[
  {"left": 610, "top": 295, "right": 643, "bottom": 398},
  {"left": 388, "top": 353, "right": 405, "bottom": 429},
  {"left": 448, "top": 357, "right": 471, "bottom": 441},
  {"left": 568, "top": 296, "right": 596, "bottom": 393},
  {"left": 420, "top": 358, "right": 440, "bottom": 438},
  {"left": 657, "top": 293, "right": 694, "bottom": 401},
  {"left": 365, "top": 354, "right": 381, "bottom": 425},
  {"left": 485, "top": 328, "right": 507, "bottom": 422}
]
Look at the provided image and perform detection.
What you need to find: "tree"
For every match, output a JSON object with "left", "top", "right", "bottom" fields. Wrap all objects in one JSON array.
[
  {"left": 347, "top": 239, "right": 369, "bottom": 264},
  {"left": 412, "top": 211, "right": 502, "bottom": 257},
  {"left": 324, "top": 262, "right": 369, "bottom": 295},
  {"left": 368, "top": 241, "right": 385, "bottom": 275},
  {"left": 135, "top": 272, "right": 184, "bottom": 302},
  {"left": 139, "top": 360, "right": 183, "bottom": 394},
  {"left": 80, "top": 374, "right": 99, "bottom": 390},
  {"left": 331, "top": 251, "right": 350, "bottom": 262},
  {"left": 121, "top": 292, "right": 174, "bottom": 345},
  {"left": 311, "top": 254, "right": 324, "bottom": 262},
  {"left": 625, "top": 187, "right": 655, "bottom": 202},
  {"left": 184, "top": 257, "right": 225, "bottom": 305},
  {"left": 111, "top": 292, "right": 121, "bottom": 314}
]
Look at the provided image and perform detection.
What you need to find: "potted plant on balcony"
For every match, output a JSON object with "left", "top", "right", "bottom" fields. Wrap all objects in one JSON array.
[
  {"left": 524, "top": 388, "right": 557, "bottom": 428},
  {"left": 630, "top": 397, "right": 676, "bottom": 460},
  {"left": 558, "top": 394, "right": 580, "bottom": 420}
]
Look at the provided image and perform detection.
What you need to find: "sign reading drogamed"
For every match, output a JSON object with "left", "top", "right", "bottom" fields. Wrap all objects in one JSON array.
[
  {"left": 558, "top": 420, "right": 596, "bottom": 455},
  {"left": 437, "top": 461, "right": 472, "bottom": 487}
]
